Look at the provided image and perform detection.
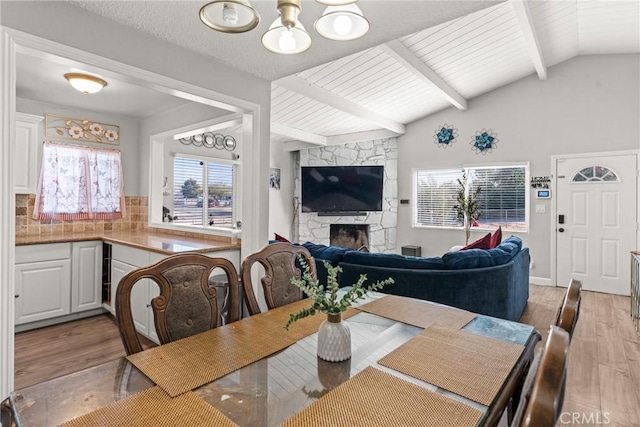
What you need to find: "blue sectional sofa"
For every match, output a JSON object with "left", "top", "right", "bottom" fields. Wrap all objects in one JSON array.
[{"left": 301, "top": 236, "right": 529, "bottom": 321}]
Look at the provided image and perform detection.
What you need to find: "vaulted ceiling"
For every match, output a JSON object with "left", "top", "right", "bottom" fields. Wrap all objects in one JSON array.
[
  {"left": 15, "top": 1, "right": 640, "bottom": 146},
  {"left": 270, "top": 0, "right": 640, "bottom": 151}
]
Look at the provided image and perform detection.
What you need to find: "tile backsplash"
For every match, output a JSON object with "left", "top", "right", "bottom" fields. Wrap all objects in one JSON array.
[{"left": 15, "top": 194, "right": 148, "bottom": 237}]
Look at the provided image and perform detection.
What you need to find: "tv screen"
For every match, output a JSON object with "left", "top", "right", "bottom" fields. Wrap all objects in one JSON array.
[{"left": 301, "top": 166, "right": 384, "bottom": 213}]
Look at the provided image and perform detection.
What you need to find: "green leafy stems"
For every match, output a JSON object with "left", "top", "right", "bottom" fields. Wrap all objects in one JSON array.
[{"left": 283, "top": 255, "right": 394, "bottom": 331}]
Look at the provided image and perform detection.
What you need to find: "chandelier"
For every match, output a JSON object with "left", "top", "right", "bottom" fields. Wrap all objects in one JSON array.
[{"left": 199, "top": 0, "right": 369, "bottom": 55}]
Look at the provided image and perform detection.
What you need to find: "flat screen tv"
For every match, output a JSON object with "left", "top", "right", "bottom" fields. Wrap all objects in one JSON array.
[{"left": 301, "top": 166, "right": 384, "bottom": 214}]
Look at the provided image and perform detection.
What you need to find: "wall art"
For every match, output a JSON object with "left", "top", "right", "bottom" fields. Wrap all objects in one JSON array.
[
  {"left": 45, "top": 113, "right": 120, "bottom": 145},
  {"left": 470, "top": 129, "right": 498, "bottom": 154},
  {"left": 433, "top": 124, "right": 458, "bottom": 148},
  {"left": 179, "top": 132, "right": 236, "bottom": 151},
  {"left": 269, "top": 167, "right": 281, "bottom": 190}
]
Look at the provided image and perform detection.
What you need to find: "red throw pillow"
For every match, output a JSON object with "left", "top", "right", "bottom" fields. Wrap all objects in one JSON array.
[
  {"left": 461, "top": 233, "right": 492, "bottom": 250},
  {"left": 274, "top": 233, "right": 290, "bottom": 243},
  {"left": 490, "top": 226, "right": 502, "bottom": 249}
]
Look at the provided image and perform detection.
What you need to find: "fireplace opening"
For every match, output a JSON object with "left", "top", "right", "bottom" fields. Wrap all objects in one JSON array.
[{"left": 330, "top": 224, "right": 370, "bottom": 251}]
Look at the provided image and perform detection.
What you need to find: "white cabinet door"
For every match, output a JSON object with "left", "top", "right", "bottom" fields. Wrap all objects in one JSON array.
[
  {"left": 71, "top": 241, "right": 103, "bottom": 313},
  {"left": 15, "top": 259, "right": 71, "bottom": 325},
  {"left": 14, "top": 113, "right": 42, "bottom": 194}
]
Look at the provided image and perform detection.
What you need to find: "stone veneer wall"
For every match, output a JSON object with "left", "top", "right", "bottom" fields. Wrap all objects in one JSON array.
[
  {"left": 15, "top": 194, "right": 148, "bottom": 237},
  {"left": 296, "top": 139, "right": 398, "bottom": 253}
]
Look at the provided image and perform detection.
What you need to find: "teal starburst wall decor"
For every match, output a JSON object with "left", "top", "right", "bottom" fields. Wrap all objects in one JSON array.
[
  {"left": 471, "top": 129, "right": 498, "bottom": 154},
  {"left": 434, "top": 124, "right": 458, "bottom": 148}
]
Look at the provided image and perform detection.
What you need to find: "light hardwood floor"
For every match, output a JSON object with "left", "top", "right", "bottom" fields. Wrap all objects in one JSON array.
[{"left": 14, "top": 285, "right": 640, "bottom": 426}]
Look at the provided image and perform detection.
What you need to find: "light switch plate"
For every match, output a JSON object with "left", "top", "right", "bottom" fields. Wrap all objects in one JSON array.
[{"left": 535, "top": 204, "right": 546, "bottom": 213}]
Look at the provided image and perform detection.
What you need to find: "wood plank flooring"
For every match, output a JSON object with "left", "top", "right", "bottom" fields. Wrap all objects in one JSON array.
[{"left": 14, "top": 285, "right": 640, "bottom": 426}]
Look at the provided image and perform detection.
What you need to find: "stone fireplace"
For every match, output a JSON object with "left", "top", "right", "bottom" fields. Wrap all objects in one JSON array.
[
  {"left": 330, "top": 224, "right": 370, "bottom": 251},
  {"left": 295, "top": 138, "right": 398, "bottom": 253}
]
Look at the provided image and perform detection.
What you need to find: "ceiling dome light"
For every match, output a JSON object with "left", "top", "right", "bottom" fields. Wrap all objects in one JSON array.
[
  {"left": 262, "top": 18, "right": 312, "bottom": 54},
  {"left": 315, "top": 4, "right": 369, "bottom": 41},
  {"left": 199, "top": 0, "right": 260, "bottom": 33},
  {"left": 64, "top": 73, "right": 108, "bottom": 94}
]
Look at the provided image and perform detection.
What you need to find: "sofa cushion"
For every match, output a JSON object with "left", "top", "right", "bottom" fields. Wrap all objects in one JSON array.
[
  {"left": 462, "top": 233, "right": 491, "bottom": 250},
  {"left": 342, "top": 251, "right": 444, "bottom": 270},
  {"left": 301, "top": 242, "right": 349, "bottom": 264},
  {"left": 442, "top": 236, "right": 522, "bottom": 270}
]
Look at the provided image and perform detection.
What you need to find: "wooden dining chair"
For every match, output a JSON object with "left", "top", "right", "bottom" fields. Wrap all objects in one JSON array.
[
  {"left": 241, "top": 242, "right": 317, "bottom": 315},
  {"left": 555, "top": 278, "right": 582, "bottom": 339},
  {"left": 511, "top": 325, "right": 571, "bottom": 427},
  {"left": 115, "top": 253, "right": 240, "bottom": 355}
]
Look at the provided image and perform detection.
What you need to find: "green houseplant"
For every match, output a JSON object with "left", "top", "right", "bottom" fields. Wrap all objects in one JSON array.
[
  {"left": 454, "top": 170, "right": 481, "bottom": 245},
  {"left": 284, "top": 256, "right": 394, "bottom": 361}
]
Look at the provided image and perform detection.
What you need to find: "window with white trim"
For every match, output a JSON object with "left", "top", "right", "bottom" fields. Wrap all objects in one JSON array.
[
  {"left": 171, "top": 155, "right": 236, "bottom": 228},
  {"left": 414, "top": 165, "right": 528, "bottom": 232}
]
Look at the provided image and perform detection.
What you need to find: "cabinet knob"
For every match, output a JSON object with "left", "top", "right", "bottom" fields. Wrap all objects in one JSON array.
[
  {"left": 146, "top": 304, "right": 151, "bottom": 308},
  {"left": 14, "top": 294, "right": 19, "bottom": 298}
]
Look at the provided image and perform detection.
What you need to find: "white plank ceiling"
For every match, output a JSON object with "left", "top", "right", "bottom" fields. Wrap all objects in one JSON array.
[{"left": 273, "top": 0, "right": 640, "bottom": 150}]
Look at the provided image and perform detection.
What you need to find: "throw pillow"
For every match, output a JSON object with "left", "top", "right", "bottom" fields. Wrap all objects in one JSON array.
[
  {"left": 461, "top": 233, "right": 491, "bottom": 250},
  {"left": 274, "top": 233, "right": 290, "bottom": 243},
  {"left": 490, "top": 226, "right": 502, "bottom": 249}
]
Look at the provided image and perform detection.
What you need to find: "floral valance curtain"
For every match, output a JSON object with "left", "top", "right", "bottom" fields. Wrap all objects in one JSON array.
[{"left": 33, "top": 142, "right": 125, "bottom": 220}]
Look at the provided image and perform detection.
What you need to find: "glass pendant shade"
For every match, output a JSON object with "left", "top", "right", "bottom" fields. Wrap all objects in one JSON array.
[
  {"left": 315, "top": 0, "right": 357, "bottom": 5},
  {"left": 64, "top": 73, "right": 107, "bottom": 94},
  {"left": 262, "top": 18, "right": 312, "bottom": 54},
  {"left": 199, "top": 0, "right": 260, "bottom": 33},
  {"left": 315, "top": 4, "right": 369, "bottom": 41}
]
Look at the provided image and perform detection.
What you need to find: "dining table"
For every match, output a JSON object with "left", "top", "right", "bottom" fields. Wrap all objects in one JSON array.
[{"left": 3, "top": 293, "right": 540, "bottom": 427}]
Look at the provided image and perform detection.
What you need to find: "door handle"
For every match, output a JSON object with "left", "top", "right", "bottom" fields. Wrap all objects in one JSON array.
[{"left": 558, "top": 228, "right": 565, "bottom": 233}]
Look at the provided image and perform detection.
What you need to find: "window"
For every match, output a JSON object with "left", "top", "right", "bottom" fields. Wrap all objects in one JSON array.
[
  {"left": 34, "top": 142, "right": 124, "bottom": 220},
  {"left": 171, "top": 155, "right": 236, "bottom": 228},
  {"left": 414, "top": 165, "right": 528, "bottom": 232},
  {"left": 572, "top": 166, "right": 619, "bottom": 182}
]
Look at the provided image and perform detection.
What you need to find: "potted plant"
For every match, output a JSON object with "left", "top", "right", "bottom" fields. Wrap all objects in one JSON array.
[
  {"left": 284, "top": 257, "right": 394, "bottom": 362},
  {"left": 454, "top": 170, "right": 481, "bottom": 245}
]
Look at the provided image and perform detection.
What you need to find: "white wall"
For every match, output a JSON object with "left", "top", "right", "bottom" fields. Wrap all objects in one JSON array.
[
  {"left": 269, "top": 141, "right": 295, "bottom": 241},
  {"left": 397, "top": 54, "right": 640, "bottom": 281},
  {"left": 16, "top": 97, "right": 141, "bottom": 195}
]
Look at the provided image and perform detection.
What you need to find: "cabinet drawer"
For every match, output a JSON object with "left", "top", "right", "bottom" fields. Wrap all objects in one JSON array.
[
  {"left": 111, "top": 244, "right": 150, "bottom": 267},
  {"left": 16, "top": 243, "right": 71, "bottom": 264}
]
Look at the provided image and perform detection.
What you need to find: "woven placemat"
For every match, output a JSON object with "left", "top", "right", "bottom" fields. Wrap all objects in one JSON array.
[
  {"left": 58, "top": 386, "right": 237, "bottom": 427},
  {"left": 281, "top": 366, "right": 482, "bottom": 427},
  {"left": 128, "top": 300, "right": 358, "bottom": 397},
  {"left": 378, "top": 325, "right": 525, "bottom": 406},
  {"left": 357, "top": 295, "right": 477, "bottom": 329}
]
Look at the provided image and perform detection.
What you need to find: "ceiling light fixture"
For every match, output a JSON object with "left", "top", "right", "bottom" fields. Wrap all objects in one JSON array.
[
  {"left": 199, "top": 0, "right": 260, "bottom": 33},
  {"left": 315, "top": 3, "right": 369, "bottom": 41},
  {"left": 64, "top": 73, "right": 108, "bottom": 94},
  {"left": 262, "top": 0, "right": 312, "bottom": 55}
]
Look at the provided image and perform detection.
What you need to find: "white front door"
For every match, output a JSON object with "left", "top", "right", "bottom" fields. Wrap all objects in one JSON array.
[{"left": 556, "top": 154, "right": 637, "bottom": 295}]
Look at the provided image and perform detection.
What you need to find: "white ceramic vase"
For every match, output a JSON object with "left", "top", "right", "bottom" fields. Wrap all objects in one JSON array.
[{"left": 317, "top": 313, "right": 351, "bottom": 362}]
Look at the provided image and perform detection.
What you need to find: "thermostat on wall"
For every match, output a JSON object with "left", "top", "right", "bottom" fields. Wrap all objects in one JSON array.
[{"left": 536, "top": 189, "right": 551, "bottom": 199}]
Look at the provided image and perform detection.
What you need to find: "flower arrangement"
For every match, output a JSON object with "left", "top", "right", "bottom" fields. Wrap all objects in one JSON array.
[{"left": 283, "top": 256, "right": 394, "bottom": 331}]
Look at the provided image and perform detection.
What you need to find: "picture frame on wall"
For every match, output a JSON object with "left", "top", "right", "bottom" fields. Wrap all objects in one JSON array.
[
  {"left": 269, "top": 168, "right": 281, "bottom": 190},
  {"left": 45, "top": 113, "right": 120, "bottom": 145}
]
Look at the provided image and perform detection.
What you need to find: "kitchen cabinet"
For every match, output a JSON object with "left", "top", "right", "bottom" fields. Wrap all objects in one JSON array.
[
  {"left": 15, "top": 241, "right": 103, "bottom": 328},
  {"left": 14, "top": 113, "right": 42, "bottom": 194},
  {"left": 110, "top": 244, "right": 162, "bottom": 344},
  {"left": 15, "top": 243, "right": 71, "bottom": 325},
  {"left": 71, "top": 241, "right": 103, "bottom": 313}
]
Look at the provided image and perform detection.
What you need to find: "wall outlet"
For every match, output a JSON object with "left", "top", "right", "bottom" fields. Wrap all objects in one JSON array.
[{"left": 535, "top": 204, "right": 546, "bottom": 214}]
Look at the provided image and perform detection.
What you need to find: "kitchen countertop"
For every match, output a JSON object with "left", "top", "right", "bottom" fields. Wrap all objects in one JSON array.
[{"left": 15, "top": 229, "right": 240, "bottom": 255}]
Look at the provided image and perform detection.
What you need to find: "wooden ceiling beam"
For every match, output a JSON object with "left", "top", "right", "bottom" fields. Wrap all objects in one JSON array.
[
  {"left": 511, "top": 0, "right": 548, "bottom": 80},
  {"left": 381, "top": 40, "right": 467, "bottom": 111}
]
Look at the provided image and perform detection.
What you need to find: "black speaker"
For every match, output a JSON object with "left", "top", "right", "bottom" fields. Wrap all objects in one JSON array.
[{"left": 401, "top": 245, "right": 421, "bottom": 257}]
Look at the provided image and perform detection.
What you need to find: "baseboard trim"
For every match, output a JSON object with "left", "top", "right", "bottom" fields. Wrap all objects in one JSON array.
[
  {"left": 15, "top": 308, "right": 107, "bottom": 333},
  {"left": 530, "top": 276, "right": 554, "bottom": 286}
]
